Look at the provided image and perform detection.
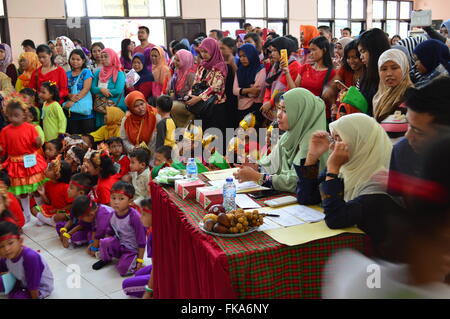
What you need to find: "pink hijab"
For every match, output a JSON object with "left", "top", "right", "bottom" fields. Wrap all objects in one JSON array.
[
  {"left": 99, "top": 48, "right": 121, "bottom": 83},
  {"left": 199, "top": 38, "right": 228, "bottom": 76},
  {"left": 175, "top": 49, "right": 195, "bottom": 93}
]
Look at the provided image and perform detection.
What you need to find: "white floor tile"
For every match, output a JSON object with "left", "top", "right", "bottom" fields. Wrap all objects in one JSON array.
[
  {"left": 97, "top": 295, "right": 111, "bottom": 299},
  {"left": 38, "top": 237, "right": 86, "bottom": 259},
  {"left": 23, "top": 223, "right": 56, "bottom": 243},
  {"left": 47, "top": 277, "right": 104, "bottom": 299},
  {"left": 82, "top": 266, "right": 127, "bottom": 295},
  {"left": 108, "top": 290, "right": 134, "bottom": 299}
]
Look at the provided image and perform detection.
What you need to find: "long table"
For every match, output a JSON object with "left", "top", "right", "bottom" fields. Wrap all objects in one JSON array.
[{"left": 151, "top": 182, "right": 372, "bottom": 299}]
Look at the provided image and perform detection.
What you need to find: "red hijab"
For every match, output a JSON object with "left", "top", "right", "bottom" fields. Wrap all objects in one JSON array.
[{"left": 124, "top": 91, "right": 156, "bottom": 146}]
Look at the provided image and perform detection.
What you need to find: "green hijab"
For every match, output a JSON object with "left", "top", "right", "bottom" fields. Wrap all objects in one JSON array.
[{"left": 259, "top": 88, "right": 328, "bottom": 192}]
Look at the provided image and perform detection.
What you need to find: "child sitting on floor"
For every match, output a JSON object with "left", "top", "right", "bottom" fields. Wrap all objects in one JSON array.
[
  {"left": 31, "top": 158, "right": 73, "bottom": 227},
  {"left": 0, "top": 172, "right": 24, "bottom": 228},
  {"left": 128, "top": 148, "right": 151, "bottom": 206},
  {"left": 151, "top": 146, "right": 174, "bottom": 179},
  {"left": 106, "top": 137, "right": 130, "bottom": 179},
  {"left": 64, "top": 146, "right": 86, "bottom": 174},
  {"left": 56, "top": 173, "right": 94, "bottom": 248},
  {"left": 92, "top": 181, "right": 146, "bottom": 277},
  {"left": 122, "top": 198, "right": 153, "bottom": 298},
  {"left": 66, "top": 195, "right": 113, "bottom": 256},
  {"left": 0, "top": 221, "right": 54, "bottom": 299},
  {"left": 44, "top": 139, "right": 63, "bottom": 163}
]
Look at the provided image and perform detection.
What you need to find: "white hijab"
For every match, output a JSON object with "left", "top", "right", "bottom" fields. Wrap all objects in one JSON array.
[{"left": 329, "top": 113, "right": 393, "bottom": 201}]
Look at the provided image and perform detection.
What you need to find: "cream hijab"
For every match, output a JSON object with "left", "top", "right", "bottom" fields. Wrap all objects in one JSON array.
[
  {"left": 372, "top": 49, "right": 413, "bottom": 122},
  {"left": 329, "top": 113, "right": 393, "bottom": 201}
]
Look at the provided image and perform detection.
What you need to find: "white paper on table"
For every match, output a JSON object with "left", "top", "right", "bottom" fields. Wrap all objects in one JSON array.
[
  {"left": 208, "top": 180, "right": 260, "bottom": 191},
  {"left": 274, "top": 205, "right": 325, "bottom": 223},
  {"left": 203, "top": 168, "right": 239, "bottom": 181},
  {"left": 266, "top": 212, "right": 305, "bottom": 227},
  {"left": 258, "top": 217, "right": 284, "bottom": 231},
  {"left": 235, "top": 194, "right": 261, "bottom": 209}
]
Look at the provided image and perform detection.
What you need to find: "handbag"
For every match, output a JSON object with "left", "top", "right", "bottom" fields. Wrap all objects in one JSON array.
[
  {"left": 186, "top": 69, "right": 218, "bottom": 118},
  {"left": 93, "top": 85, "right": 124, "bottom": 114},
  {"left": 63, "top": 71, "right": 92, "bottom": 116}
]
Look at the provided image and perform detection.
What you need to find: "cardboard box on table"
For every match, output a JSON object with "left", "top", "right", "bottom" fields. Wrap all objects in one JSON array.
[
  {"left": 196, "top": 186, "right": 223, "bottom": 210},
  {"left": 175, "top": 179, "right": 206, "bottom": 200}
]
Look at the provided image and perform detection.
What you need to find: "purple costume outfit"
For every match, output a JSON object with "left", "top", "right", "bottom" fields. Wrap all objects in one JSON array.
[
  {"left": 55, "top": 204, "right": 114, "bottom": 245},
  {"left": 0, "top": 247, "right": 54, "bottom": 299},
  {"left": 99, "top": 207, "right": 146, "bottom": 276}
]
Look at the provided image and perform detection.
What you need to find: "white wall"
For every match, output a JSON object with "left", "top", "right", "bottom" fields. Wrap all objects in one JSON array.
[{"left": 182, "top": 0, "right": 221, "bottom": 33}]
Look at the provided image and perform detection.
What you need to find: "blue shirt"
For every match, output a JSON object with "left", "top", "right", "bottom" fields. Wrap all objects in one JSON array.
[{"left": 66, "top": 68, "right": 94, "bottom": 120}]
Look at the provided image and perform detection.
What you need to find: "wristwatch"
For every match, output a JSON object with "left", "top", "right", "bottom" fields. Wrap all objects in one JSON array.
[{"left": 326, "top": 173, "right": 339, "bottom": 179}]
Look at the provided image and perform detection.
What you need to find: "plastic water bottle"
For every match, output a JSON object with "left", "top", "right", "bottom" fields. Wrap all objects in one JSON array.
[
  {"left": 223, "top": 177, "right": 237, "bottom": 212},
  {"left": 186, "top": 158, "right": 198, "bottom": 179}
]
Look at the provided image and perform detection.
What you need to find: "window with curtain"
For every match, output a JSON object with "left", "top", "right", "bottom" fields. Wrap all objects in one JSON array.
[
  {"left": 65, "top": 0, "right": 181, "bottom": 48},
  {"left": 318, "top": 0, "right": 366, "bottom": 38},
  {"left": 220, "top": 0, "right": 288, "bottom": 37},
  {"left": 372, "top": 0, "right": 412, "bottom": 39}
]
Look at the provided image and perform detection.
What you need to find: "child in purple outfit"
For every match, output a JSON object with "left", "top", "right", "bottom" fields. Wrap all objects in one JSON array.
[
  {"left": 92, "top": 181, "right": 146, "bottom": 276},
  {"left": 57, "top": 173, "right": 94, "bottom": 248},
  {"left": 0, "top": 221, "right": 54, "bottom": 299},
  {"left": 69, "top": 195, "right": 113, "bottom": 257}
]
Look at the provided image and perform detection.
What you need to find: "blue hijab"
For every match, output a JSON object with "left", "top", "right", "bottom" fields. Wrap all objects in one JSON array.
[
  {"left": 132, "top": 53, "right": 154, "bottom": 86},
  {"left": 236, "top": 43, "right": 264, "bottom": 88},
  {"left": 413, "top": 39, "right": 450, "bottom": 75}
]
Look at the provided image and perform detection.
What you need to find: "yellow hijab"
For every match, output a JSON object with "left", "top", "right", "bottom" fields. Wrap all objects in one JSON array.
[
  {"left": 18, "top": 52, "right": 41, "bottom": 88},
  {"left": 105, "top": 106, "right": 125, "bottom": 139}
]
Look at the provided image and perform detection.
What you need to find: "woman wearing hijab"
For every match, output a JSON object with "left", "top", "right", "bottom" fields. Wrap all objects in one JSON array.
[
  {"left": 333, "top": 37, "right": 353, "bottom": 69},
  {"left": 89, "top": 106, "right": 125, "bottom": 142},
  {"left": 168, "top": 49, "right": 197, "bottom": 128},
  {"left": 125, "top": 53, "right": 154, "bottom": 100},
  {"left": 299, "top": 25, "right": 320, "bottom": 65},
  {"left": 413, "top": 39, "right": 450, "bottom": 89},
  {"left": 55, "top": 36, "right": 76, "bottom": 72},
  {"left": 373, "top": 49, "right": 413, "bottom": 139},
  {"left": 185, "top": 37, "right": 228, "bottom": 132},
  {"left": 296, "top": 113, "right": 401, "bottom": 255},
  {"left": 260, "top": 37, "right": 301, "bottom": 121},
  {"left": 120, "top": 91, "right": 157, "bottom": 154},
  {"left": 15, "top": 52, "right": 41, "bottom": 92},
  {"left": 91, "top": 48, "right": 126, "bottom": 128},
  {"left": 233, "top": 43, "right": 266, "bottom": 128},
  {"left": 440, "top": 19, "right": 450, "bottom": 39},
  {"left": 146, "top": 46, "right": 171, "bottom": 99},
  {"left": 0, "top": 43, "right": 18, "bottom": 87},
  {"left": 234, "top": 88, "right": 327, "bottom": 193}
]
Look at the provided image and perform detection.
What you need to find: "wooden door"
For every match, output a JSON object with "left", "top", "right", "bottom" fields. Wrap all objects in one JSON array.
[
  {"left": 166, "top": 19, "right": 206, "bottom": 44},
  {"left": 46, "top": 18, "right": 92, "bottom": 48}
]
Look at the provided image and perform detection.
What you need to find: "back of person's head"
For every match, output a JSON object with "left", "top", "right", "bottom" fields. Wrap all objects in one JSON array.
[
  {"left": 21, "top": 39, "right": 36, "bottom": 50},
  {"left": 169, "top": 40, "right": 180, "bottom": 50},
  {"left": 71, "top": 195, "right": 97, "bottom": 219},
  {"left": 156, "top": 95, "right": 173, "bottom": 113},
  {"left": 357, "top": 28, "right": 390, "bottom": 90},
  {"left": 172, "top": 42, "right": 189, "bottom": 54},
  {"left": 111, "top": 181, "right": 136, "bottom": 198},
  {"left": 141, "top": 198, "right": 152, "bottom": 211},
  {"left": 41, "top": 81, "right": 60, "bottom": 102},
  {"left": 129, "top": 148, "right": 150, "bottom": 166},
  {"left": 121, "top": 38, "right": 132, "bottom": 59},
  {"left": 156, "top": 145, "right": 173, "bottom": 161},
  {"left": 57, "top": 160, "right": 73, "bottom": 183},
  {"left": 90, "top": 151, "right": 117, "bottom": 179},
  {"left": 404, "top": 76, "right": 450, "bottom": 127},
  {"left": 210, "top": 29, "right": 224, "bottom": 40},
  {"left": 20, "top": 88, "right": 38, "bottom": 102},
  {"left": 0, "top": 170, "right": 11, "bottom": 187},
  {"left": 36, "top": 44, "right": 55, "bottom": 65},
  {"left": 69, "top": 146, "right": 87, "bottom": 165},
  {"left": 70, "top": 172, "right": 94, "bottom": 194},
  {"left": 310, "top": 36, "right": 333, "bottom": 68},
  {"left": 69, "top": 49, "right": 88, "bottom": 70},
  {"left": 285, "top": 35, "right": 299, "bottom": 51}
]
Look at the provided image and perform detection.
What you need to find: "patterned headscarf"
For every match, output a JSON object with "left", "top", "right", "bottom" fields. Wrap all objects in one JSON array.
[
  {"left": 0, "top": 43, "right": 13, "bottom": 73},
  {"left": 54, "top": 36, "right": 76, "bottom": 69}
]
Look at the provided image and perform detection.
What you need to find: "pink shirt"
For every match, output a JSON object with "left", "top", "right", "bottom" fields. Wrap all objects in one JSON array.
[
  {"left": 132, "top": 43, "right": 155, "bottom": 55},
  {"left": 233, "top": 68, "right": 267, "bottom": 111}
]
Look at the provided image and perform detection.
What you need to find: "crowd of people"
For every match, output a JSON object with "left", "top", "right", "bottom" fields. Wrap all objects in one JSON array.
[{"left": 0, "top": 18, "right": 450, "bottom": 299}]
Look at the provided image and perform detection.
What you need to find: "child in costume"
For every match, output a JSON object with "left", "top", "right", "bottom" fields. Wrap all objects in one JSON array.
[
  {"left": 106, "top": 137, "right": 130, "bottom": 179},
  {"left": 31, "top": 157, "right": 73, "bottom": 226},
  {"left": 92, "top": 181, "right": 146, "bottom": 277},
  {"left": 64, "top": 146, "right": 86, "bottom": 174},
  {"left": 0, "top": 221, "right": 54, "bottom": 299},
  {"left": 0, "top": 96, "right": 47, "bottom": 223},
  {"left": 39, "top": 81, "right": 67, "bottom": 141}
]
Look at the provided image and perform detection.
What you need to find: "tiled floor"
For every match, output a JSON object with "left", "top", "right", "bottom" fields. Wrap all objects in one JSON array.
[{"left": 1, "top": 216, "right": 152, "bottom": 299}]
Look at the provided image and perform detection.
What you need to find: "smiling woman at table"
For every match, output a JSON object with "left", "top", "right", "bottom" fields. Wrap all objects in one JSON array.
[
  {"left": 233, "top": 88, "right": 328, "bottom": 193},
  {"left": 296, "top": 113, "right": 406, "bottom": 257}
]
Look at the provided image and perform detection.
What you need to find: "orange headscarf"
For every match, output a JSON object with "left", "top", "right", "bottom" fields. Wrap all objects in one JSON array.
[
  {"left": 300, "top": 25, "right": 320, "bottom": 49},
  {"left": 151, "top": 46, "right": 171, "bottom": 85},
  {"left": 124, "top": 91, "right": 156, "bottom": 146},
  {"left": 19, "top": 52, "right": 41, "bottom": 88}
]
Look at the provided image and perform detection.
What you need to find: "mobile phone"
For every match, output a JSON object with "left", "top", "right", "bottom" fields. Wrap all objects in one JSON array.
[
  {"left": 334, "top": 80, "right": 349, "bottom": 90},
  {"left": 280, "top": 49, "right": 289, "bottom": 66},
  {"left": 248, "top": 189, "right": 281, "bottom": 199},
  {"left": 264, "top": 196, "right": 298, "bottom": 208}
]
